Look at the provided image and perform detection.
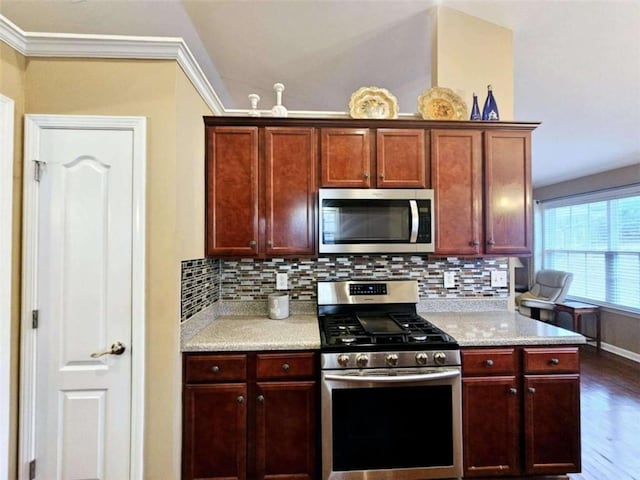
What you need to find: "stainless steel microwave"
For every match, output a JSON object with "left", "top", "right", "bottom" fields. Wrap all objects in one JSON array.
[{"left": 318, "top": 188, "right": 435, "bottom": 254}]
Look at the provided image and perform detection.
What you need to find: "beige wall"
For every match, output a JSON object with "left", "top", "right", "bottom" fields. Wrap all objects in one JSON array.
[
  {"left": 15, "top": 55, "right": 212, "bottom": 479},
  {"left": 0, "top": 41, "right": 27, "bottom": 480},
  {"left": 434, "top": 6, "right": 514, "bottom": 120}
]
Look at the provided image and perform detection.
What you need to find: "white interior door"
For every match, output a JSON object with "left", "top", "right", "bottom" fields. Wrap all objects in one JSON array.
[{"left": 20, "top": 116, "right": 146, "bottom": 480}]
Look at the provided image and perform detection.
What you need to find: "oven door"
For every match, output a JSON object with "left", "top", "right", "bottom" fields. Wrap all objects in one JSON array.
[{"left": 321, "top": 367, "right": 462, "bottom": 480}]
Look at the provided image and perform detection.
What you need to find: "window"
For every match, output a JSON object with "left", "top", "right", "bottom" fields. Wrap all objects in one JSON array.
[{"left": 540, "top": 185, "right": 640, "bottom": 312}]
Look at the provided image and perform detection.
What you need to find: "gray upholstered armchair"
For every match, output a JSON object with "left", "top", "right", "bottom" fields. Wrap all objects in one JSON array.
[{"left": 516, "top": 269, "right": 573, "bottom": 321}]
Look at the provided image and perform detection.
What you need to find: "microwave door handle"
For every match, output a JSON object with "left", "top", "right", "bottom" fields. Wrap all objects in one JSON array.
[{"left": 409, "top": 200, "right": 419, "bottom": 243}]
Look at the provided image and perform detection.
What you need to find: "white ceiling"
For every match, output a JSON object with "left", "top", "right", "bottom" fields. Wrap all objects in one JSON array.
[{"left": 2, "top": 0, "right": 639, "bottom": 188}]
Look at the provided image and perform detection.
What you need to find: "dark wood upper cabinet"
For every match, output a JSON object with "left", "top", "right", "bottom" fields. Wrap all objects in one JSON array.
[
  {"left": 206, "top": 127, "right": 259, "bottom": 257},
  {"left": 320, "top": 127, "right": 428, "bottom": 188},
  {"left": 432, "top": 128, "right": 533, "bottom": 256},
  {"left": 206, "top": 125, "right": 317, "bottom": 258},
  {"left": 264, "top": 127, "right": 317, "bottom": 256},
  {"left": 484, "top": 130, "right": 532, "bottom": 255},
  {"left": 376, "top": 128, "right": 427, "bottom": 188},
  {"left": 320, "top": 128, "right": 371, "bottom": 188},
  {"left": 431, "top": 129, "right": 483, "bottom": 256},
  {"left": 204, "top": 117, "right": 538, "bottom": 258}
]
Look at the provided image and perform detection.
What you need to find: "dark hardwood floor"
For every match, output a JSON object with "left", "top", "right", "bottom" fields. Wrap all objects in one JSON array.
[{"left": 568, "top": 346, "right": 640, "bottom": 480}]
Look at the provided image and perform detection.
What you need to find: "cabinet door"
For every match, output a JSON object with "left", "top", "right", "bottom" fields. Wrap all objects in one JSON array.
[
  {"left": 320, "top": 128, "right": 371, "bottom": 187},
  {"left": 206, "top": 127, "right": 259, "bottom": 256},
  {"left": 431, "top": 130, "right": 483, "bottom": 255},
  {"left": 463, "top": 376, "right": 520, "bottom": 477},
  {"left": 484, "top": 131, "right": 532, "bottom": 255},
  {"left": 183, "top": 384, "right": 247, "bottom": 480},
  {"left": 524, "top": 374, "right": 581, "bottom": 475},
  {"left": 376, "top": 129, "right": 427, "bottom": 188},
  {"left": 255, "top": 381, "right": 316, "bottom": 480},
  {"left": 264, "top": 128, "right": 317, "bottom": 256}
]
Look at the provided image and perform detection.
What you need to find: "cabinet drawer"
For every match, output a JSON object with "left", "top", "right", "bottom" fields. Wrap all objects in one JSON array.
[
  {"left": 185, "top": 354, "right": 247, "bottom": 383},
  {"left": 462, "top": 348, "right": 517, "bottom": 376},
  {"left": 523, "top": 347, "right": 579, "bottom": 374},
  {"left": 256, "top": 352, "right": 315, "bottom": 380}
]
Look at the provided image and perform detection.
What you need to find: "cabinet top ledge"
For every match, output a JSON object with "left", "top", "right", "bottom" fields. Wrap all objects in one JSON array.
[{"left": 203, "top": 116, "right": 541, "bottom": 131}]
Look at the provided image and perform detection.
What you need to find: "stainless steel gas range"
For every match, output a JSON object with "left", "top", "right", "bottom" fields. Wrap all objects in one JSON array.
[{"left": 317, "top": 280, "right": 462, "bottom": 480}]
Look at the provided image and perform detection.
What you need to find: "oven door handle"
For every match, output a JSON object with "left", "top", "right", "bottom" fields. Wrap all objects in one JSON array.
[{"left": 324, "top": 369, "right": 459, "bottom": 383}]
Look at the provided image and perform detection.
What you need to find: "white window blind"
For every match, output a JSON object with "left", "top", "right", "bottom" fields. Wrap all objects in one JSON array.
[{"left": 540, "top": 185, "right": 640, "bottom": 312}]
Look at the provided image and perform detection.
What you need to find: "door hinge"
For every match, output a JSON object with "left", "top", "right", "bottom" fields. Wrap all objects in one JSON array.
[
  {"left": 33, "top": 160, "right": 45, "bottom": 182},
  {"left": 32, "top": 310, "right": 39, "bottom": 329},
  {"left": 29, "top": 459, "right": 36, "bottom": 480}
]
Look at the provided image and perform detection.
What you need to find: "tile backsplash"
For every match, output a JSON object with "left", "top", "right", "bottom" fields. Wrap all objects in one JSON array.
[
  {"left": 180, "top": 258, "right": 220, "bottom": 322},
  {"left": 181, "top": 255, "right": 509, "bottom": 322}
]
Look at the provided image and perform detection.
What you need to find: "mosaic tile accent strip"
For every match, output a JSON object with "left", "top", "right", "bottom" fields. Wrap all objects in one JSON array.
[
  {"left": 220, "top": 256, "right": 510, "bottom": 301},
  {"left": 180, "top": 258, "right": 220, "bottom": 322}
]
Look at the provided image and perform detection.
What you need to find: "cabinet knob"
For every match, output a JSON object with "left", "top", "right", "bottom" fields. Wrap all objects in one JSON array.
[
  {"left": 363, "top": 172, "right": 370, "bottom": 179},
  {"left": 485, "top": 359, "right": 494, "bottom": 367},
  {"left": 211, "top": 365, "right": 220, "bottom": 373},
  {"left": 487, "top": 239, "right": 496, "bottom": 246},
  {"left": 379, "top": 173, "right": 385, "bottom": 179},
  {"left": 257, "top": 395, "right": 265, "bottom": 404},
  {"left": 266, "top": 240, "right": 272, "bottom": 247},
  {"left": 509, "top": 387, "right": 518, "bottom": 395},
  {"left": 249, "top": 240, "right": 257, "bottom": 247},
  {"left": 471, "top": 240, "right": 480, "bottom": 247},
  {"left": 282, "top": 363, "right": 290, "bottom": 372},
  {"left": 528, "top": 387, "right": 536, "bottom": 394},
  {"left": 550, "top": 358, "right": 560, "bottom": 365},
  {"left": 237, "top": 395, "right": 245, "bottom": 404}
]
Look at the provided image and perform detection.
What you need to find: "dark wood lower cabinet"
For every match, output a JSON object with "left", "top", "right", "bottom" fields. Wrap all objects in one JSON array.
[
  {"left": 463, "top": 376, "right": 520, "bottom": 477},
  {"left": 462, "top": 346, "right": 581, "bottom": 478},
  {"left": 183, "top": 352, "right": 317, "bottom": 480},
  {"left": 183, "top": 384, "right": 247, "bottom": 480},
  {"left": 524, "top": 374, "right": 581, "bottom": 475},
  {"left": 255, "top": 381, "right": 316, "bottom": 480}
]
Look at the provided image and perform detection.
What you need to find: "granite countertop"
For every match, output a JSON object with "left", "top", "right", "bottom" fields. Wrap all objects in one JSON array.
[
  {"left": 423, "top": 311, "right": 586, "bottom": 347},
  {"left": 182, "top": 307, "right": 585, "bottom": 352},
  {"left": 182, "top": 314, "right": 321, "bottom": 352}
]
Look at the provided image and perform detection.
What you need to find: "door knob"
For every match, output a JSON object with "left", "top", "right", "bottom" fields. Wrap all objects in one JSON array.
[{"left": 90, "top": 341, "right": 126, "bottom": 358}]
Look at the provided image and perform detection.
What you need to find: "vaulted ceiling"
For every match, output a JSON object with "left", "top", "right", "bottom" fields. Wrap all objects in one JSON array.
[{"left": 2, "top": 0, "right": 639, "bottom": 188}]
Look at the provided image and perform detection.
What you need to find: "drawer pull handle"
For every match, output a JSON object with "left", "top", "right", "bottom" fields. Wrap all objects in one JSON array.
[
  {"left": 509, "top": 387, "right": 518, "bottom": 395},
  {"left": 282, "top": 363, "right": 290, "bottom": 372},
  {"left": 257, "top": 395, "right": 265, "bottom": 404},
  {"left": 550, "top": 358, "right": 560, "bottom": 365},
  {"left": 528, "top": 387, "right": 536, "bottom": 394},
  {"left": 485, "top": 359, "right": 494, "bottom": 367},
  {"left": 237, "top": 395, "right": 244, "bottom": 404},
  {"left": 211, "top": 365, "right": 220, "bottom": 373}
]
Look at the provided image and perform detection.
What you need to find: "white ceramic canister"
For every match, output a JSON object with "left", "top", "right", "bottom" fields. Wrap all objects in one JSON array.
[{"left": 268, "top": 292, "right": 289, "bottom": 320}]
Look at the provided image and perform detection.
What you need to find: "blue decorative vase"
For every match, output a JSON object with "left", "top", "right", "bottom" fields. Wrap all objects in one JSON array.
[
  {"left": 470, "top": 93, "right": 481, "bottom": 120},
  {"left": 482, "top": 85, "right": 500, "bottom": 121}
]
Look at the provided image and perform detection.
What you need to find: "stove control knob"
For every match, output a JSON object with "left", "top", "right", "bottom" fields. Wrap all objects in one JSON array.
[
  {"left": 356, "top": 353, "right": 369, "bottom": 369},
  {"left": 433, "top": 351, "right": 447, "bottom": 365},
  {"left": 337, "top": 354, "right": 350, "bottom": 367},
  {"left": 415, "top": 352, "right": 429, "bottom": 365},
  {"left": 386, "top": 353, "right": 399, "bottom": 366}
]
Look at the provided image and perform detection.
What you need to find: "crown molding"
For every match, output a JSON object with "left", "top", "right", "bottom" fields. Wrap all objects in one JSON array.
[{"left": 0, "top": 14, "right": 224, "bottom": 114}]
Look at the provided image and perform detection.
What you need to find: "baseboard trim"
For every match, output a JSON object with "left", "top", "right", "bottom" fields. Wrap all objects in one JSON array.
[{"left": 600, "top": 341, "right": 640, "bottom": 364}]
